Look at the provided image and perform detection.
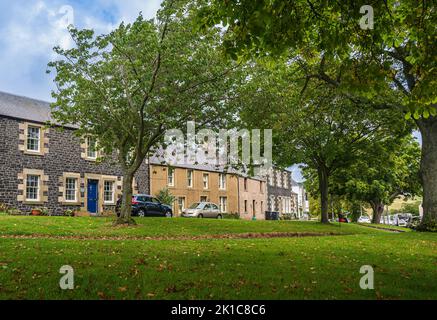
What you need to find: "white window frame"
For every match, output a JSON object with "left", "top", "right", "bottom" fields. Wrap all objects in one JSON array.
[
  {"left": 26, "top": 174, "right": 40, "bottom": 201},
  {"left": 26, "top": 125, "right": 41, "bottom": 152},
  {"left": 103, "top": 180, "right": 115, "bottom": 204},
  {"left": 187, "top": 170, "right": 193, "bottom": 188},
  {"left": 219, "top": 174, "right": 226, "bottom": 190},
  {"left": 283, "top": 172, "right": 288, "bottom": 188},
  {"left": 203, "top": 173, "right": 209, "bottom": 189},
  {"left": 86, "top": 136, "right": 97, "bottom": 159},
  {"left": 65, "top": 177, "right": 78, "bottom": 202},
  {"left": 276, "top": 170, "right": 282, "bottom": 187},
  {"left": 168, "top": 168, "right": 175, "bottom": 187}
]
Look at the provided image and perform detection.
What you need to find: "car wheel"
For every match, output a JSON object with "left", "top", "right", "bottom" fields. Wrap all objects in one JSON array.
[
  {"left": 217, "top": 214, "right": 223, "bottom": 219},
  {"left": 198, "top": 214, "right": 203, "bottom": 218},
  {"left": 165, "top": 211, "right": 172, "bottom": 218},
  {"left": 138, "top": 209, "right": 146, "bottom": 217}
]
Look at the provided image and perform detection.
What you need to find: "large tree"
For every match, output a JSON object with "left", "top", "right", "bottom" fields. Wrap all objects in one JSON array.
[
  {"left": 198, "top": 0, "right": 436, "bottom": 229},
  {"left": 236, "top": 60, "right": 408, "bottom": 223},
  {"left": 48, "top": 0, "right": 241, "bottom": 224},
  {"left": 332, "top": 136, "right": 422, "bottom": 224}
]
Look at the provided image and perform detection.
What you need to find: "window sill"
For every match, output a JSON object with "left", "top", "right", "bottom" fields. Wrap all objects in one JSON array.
[
  {"left": 24, "top": 150, "right": 44, "bottom": 156},
  {"left": 23, "top": 200, "right": 45, "bottom": 205},
  {"left": 62, "top": 201, "right": 81, "bottom": 206}
]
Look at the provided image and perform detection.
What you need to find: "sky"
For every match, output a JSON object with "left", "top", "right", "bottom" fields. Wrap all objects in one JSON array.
[
  {"left": 0, "top": 0, "right": 421, "bottom": 183},
  {"left": 0, "top": 0, "right": 163, "bottom": 102}
]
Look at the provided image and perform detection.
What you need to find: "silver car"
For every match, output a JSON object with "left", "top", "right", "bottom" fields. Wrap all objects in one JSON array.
[
  {"left": 182, "top": 202, "right": 223, "bottom": 219},
  {"left": 357, "top": 216, "right": 371, "bottom": 223}
]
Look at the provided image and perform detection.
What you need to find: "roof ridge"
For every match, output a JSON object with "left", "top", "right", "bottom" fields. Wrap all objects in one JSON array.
[{"left": 0, "top": 90, "right": 51, "bottom": 106}]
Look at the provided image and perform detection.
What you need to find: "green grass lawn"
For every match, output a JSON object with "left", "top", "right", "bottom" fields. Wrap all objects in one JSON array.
[
  {"left": 0, "top": 216, "right": 380, "bottom": 237},
  {"left": 0, "top": 216, "right": 436, "bottom": 300},
  {"left": 356, "top": 223, "right": 412, "bottom": 232}
]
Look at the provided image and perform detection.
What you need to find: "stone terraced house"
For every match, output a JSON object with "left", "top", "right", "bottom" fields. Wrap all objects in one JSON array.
[
  {"left": 265, "top": 167, "right": 300, "bottom": 217},
  {"left": 0, "top": 91, "right": 269, "bottom": 219},
  {"left": 0, "top": 91, "right": 149, "bottom": 215}
]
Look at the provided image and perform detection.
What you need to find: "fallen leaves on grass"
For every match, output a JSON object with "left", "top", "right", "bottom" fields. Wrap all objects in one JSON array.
[{"left": 0, "top": 232, "right": 340, "bottom": 242}]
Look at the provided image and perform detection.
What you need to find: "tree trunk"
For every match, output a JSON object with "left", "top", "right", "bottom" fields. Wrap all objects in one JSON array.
[
  {"left": 416, "top": 117, "right": 437, "bottom": 230},
  {"left": 318, "top": 168, "right": 329, "bottom": 223},
  {"left": 370, "top": 201, "right": 384, "bottom": 224},
  {"left": 115, "top": 171, "right": 136, "bottom": 225}
]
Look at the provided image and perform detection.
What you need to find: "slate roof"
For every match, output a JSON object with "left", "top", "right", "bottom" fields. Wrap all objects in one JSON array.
[
  {"left": 0, "top": 91, "right": 53, "bottom": 123},
  {"left": 150, "top": 150, "right": 267, "bottom": 181},
  {"left": 0, "top": 91, "right": 79, "bottom": 128}
]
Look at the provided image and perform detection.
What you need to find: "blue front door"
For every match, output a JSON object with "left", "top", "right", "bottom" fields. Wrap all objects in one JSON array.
[{"left": 87, "top": 180, "right": 99, "bottom": 214}]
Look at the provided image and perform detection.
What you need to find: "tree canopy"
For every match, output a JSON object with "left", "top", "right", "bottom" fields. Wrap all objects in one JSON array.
[
  {"left": 48, "top": 0, "right": 243, "bottom": 224},
  {"left": 236, "top": 58, "right": 410, "bottom": 223},
  {"left": 197, "top": 0, "right": 436, "bottom": 229}
]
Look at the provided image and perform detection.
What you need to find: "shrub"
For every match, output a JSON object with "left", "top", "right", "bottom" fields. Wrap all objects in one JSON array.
[
  {"left": 0, "top": 202, "right": 9, "bottom": 213},
  {"left": 223, "top": 213, "right": 240, "bottom": 219},
  {"left": 8, "top": 209, "right": 25, "bottom": 216},
  {"left": 40, "top": 207, "right": 50, "bottom": 216},
  {"left": 63, "top": 209, "right": 75, "bottom": 217},
  {"left": 155, "top": 188, "right": 176, "bottom": 206},
  {"left": 416, "top": 219, "right": 437, "bottom": 232},
  {"left": 280, "top": 213, "right": 294, "bottom": 220}
]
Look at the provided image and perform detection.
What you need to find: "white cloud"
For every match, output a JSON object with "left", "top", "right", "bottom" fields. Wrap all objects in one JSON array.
[
  {"left": 0, "top": 0, "right": 163, "bottom": 101},
  {"left": 105, "top": 0, "right": 163, "bottom": 24}
]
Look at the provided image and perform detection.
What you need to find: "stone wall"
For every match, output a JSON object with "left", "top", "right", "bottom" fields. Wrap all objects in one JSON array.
[
  {"left": 0, "top": 116, "right": 149, "bottom": 215},
  {"left": 266, "top": 168, "right": 297, "bottom": 214}
]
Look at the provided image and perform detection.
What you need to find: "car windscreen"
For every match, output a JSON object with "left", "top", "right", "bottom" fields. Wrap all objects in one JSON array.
[{"left": 188, "top": 203, "right": 202, "bottom": 209}]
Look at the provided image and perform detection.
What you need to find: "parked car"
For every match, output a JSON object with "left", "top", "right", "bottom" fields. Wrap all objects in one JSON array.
[
  {"left": 182, "top": 202, "right": 222, "bottom": 219},
  {"left": 116, "top": 194, "right": 173, "bottom": 218},
  {"left": 357, "top": 216, "right": 371, "bottom": 223},
  {"left": 337, "top": 213, "right": 349, "bottom": 223},
  {"left": 393, "top": 213, "right": 412, "bottom": 227}
]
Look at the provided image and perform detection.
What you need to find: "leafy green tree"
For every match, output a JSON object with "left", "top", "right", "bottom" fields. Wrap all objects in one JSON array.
[
  {"left": 48, "top": 0, "right": 241, "bottom": 224},
  {"left": 400, "top": 201, "right": 421, "bottom": 216},
  {"left": 155, "top": 188, "right": 176, "bottom": 206},
  {"left": 332, "top": 136, "right": 422, "bottom": 223},
  {"left": 306, "top": 177, "right": 366, "bottom": 222},
  {"left": 237, "top": 61, "right": 407, "bottom": 223},
  {"left": 198, "top": 0, "right": 437, "bottom": 229}
]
